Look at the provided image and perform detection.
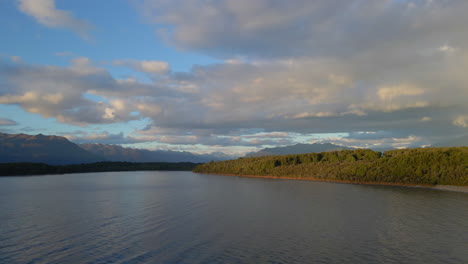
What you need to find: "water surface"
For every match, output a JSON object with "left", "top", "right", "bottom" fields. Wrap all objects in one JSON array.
[{"left": 1, "top": 171, "right": 467, "bottom": 263}]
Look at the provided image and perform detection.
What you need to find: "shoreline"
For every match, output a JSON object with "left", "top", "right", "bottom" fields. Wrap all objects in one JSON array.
[
  {"left": 197, "top": 172, "right": 468, "bottom": 193},
  {"left": 0, "top": 161, "right": 199, "bottom": 177}
]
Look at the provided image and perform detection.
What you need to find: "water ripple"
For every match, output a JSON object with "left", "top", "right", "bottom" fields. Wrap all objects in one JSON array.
[{"left": 1, "top": 171, "right": 467, "bottom": 264}]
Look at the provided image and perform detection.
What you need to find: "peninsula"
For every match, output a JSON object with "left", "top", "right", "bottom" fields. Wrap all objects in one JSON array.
[{"left": 193, "top": 147, "right": 468, "bottom": 186}]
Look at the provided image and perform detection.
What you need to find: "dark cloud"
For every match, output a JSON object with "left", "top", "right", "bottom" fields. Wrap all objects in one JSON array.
[
  {"left": 139, "top": 0, "right": 468, "bottom": 59},
  {"left": 0, "top": 118, "right": 17, "bottom": 126}
]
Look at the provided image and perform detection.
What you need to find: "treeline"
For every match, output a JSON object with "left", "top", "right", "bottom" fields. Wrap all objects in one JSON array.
[
  {"left": 0, "top": 161, "right": 200, "bottom": 176},
  {"left": 193, "top": 147, "right": 468, "bottom": 186}
]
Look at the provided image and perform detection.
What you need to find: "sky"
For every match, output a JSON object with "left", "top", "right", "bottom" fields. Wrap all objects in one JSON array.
[{"left": 0, "top": 0, "right": 467, "bottom": 155}]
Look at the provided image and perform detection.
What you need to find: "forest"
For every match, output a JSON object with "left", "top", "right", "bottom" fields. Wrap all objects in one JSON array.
[
  {"left": 193, "top": 147, "right": 468, "bottom": 186},
  {"left": 0, "top": 162, "right": 199, "bottom": 176}
]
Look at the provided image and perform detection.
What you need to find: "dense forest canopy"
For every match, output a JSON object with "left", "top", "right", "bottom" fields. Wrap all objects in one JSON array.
[
  {"left": 0, "top": 162, "right": 199, "bottom": 176},
  {"left": 194, "top": 147, "right": 468, "bottom": 186}
]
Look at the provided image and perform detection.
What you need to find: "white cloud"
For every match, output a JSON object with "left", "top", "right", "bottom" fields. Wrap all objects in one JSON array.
[
  {"left": 349, "top": 101, "right": 430, "bottom": 113},
  {"left": 70, "top": 57, "right": 105, "bottom": 75},
  {"left": 113, "top": 59, "right": 170, "bottom": 74},
  {"left": 17, "top": 0, "right": 93, "bottom": 38},
  {"left": 0, "top": 57, "right": 173, "bottom": 125},
  {"left": 139, "top": 60, "right": 170, "bottom": 74},
  {"left": 439, "top": 44, "right": 457, "bottom": 54},
  {"left": 453, "top": 115, "right": 468, "bottom": 128},
  {"left": 0, "top": 91, "right": 39, "bottom": 104},
  {"left": 315, "top": 135, "right": 425, "bottom": 150},
  {"left": 377, "top": 84, "right": 425, "bottom": 101},
  {"left": 291, "top": 112, "right": 338, "bottom": 119},
  {"left": 62, "top": 131, "right": 150, "bottom": 145},
  {"left": 243, "top": 132, "right": 290, "bottom": 138}
]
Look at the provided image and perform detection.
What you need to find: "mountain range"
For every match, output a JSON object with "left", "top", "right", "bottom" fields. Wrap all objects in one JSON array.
[
  {"left": 0, "top": 133, "right": 103, "bottom": 165},
  {"left": 245, "top": 143, "right": 353, "bottom": 157},
  {"left": 0, "top": 132, "right": 231, "bottom": 165},
  {"left": 80, "top": 143, "right": 225, "bottom": 163},
  {"left": 2, "top": 132, "right": 466, "bottom": 165}
]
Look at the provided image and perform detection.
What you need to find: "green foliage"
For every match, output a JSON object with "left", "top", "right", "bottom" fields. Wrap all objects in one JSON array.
[
  {"left": 0, "top": 162, "right": 199, "bottom": 176},
  {"left": 193, "top": 147, "right": 468, "bottom": 186}
]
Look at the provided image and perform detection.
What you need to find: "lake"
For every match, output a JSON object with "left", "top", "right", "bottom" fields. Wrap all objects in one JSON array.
[{"left": 0, "top": 171, "right": 467, "bottom": 264}]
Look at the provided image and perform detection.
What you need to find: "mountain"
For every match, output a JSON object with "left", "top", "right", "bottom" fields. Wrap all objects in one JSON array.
[
  {"left": 245, "top": 143, "right": 354, "bottom": 157},
  {"left": 79, "top": 143, "right": 230, "bottom": 163},
  {"left": 0, "top": 132, "right": 103, "bottom": 165},
  {"left": 432, "top": 135, "right": 468, "bottom": 148},
  {"left": 198, "top": 151, "right": 239, "bottom": 161},
  {"left": 0, "top": 132, "right": 234, "bottom": 165}
]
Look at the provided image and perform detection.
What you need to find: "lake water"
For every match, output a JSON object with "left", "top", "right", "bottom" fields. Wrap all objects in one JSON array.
[{"left": 0, "top": 171, "right": 467, "bottom": 264}]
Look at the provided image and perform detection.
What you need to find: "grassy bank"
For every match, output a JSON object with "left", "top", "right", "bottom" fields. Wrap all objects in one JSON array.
[{"left": 193, "top": 147, "right": 468, "bottom": 186}]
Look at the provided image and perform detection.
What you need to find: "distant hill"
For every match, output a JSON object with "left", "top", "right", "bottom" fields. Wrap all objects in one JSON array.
[
  {"left": 0, "top": 133, "right": 103, "bottom": 165},
  {"left": 432, "top": 135, "right": 468, "bottom": 148},
  {"left": 79, "top": 144, "right": 234, "bottom": 163},
  {"left": 245, "top": 143, "right": 353, "bottom": 157},
  {"left": 200, "top": 151, "right": 239, "bottom": 161},
  {"left": 0, "top": 162, "right": 200, "bottom": 176},
  {"left": 0, "top": 132, "right": 234, "bottom": 165}
]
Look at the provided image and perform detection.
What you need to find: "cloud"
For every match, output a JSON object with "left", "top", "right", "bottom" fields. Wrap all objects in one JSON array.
[
  {"left": 439, "top": 44, "right": 457, "bottom": 54},
  {"left": 132, "top": 126, "right": 295, "bottom": 147},
  {"left": 0, "top": 57, "right": 182, "bottom": 125},
  {"left": 314, "top": 135, "right": 426, "bottom": 150},
  {"left": 59, "top": 126, "right": 294, "bottom": 149},
  {"left": 61, "top": 131, "right": 151, "bottom": 145},
  {"left": 113, "top": 59, "right": 170, "bottom": 74},
  {"left": 453, "top": 115, "right": 468, "bottom": 128},
  {"left": 377, "top": 84, "right": 425, "bottom": 101},
  {"left": 54, "top": 51, "right": 75, "bottom": 57},
  {"left": 10, "top": 56, "right": 23, "bottom": 63},
  {"left": 0, "top": 52, "right": 466, "bottom": 149},
  {"left": 138, "top": 0, "right": 468, "bottom": 59},
  {"left": 243, "top": 132, "right": 290, "bottom": 138},
  {"left": 3, "top": 0, "right": 468, "bottom": 150},
  {"left": 0, "top": 118, "right": 18, "bottom": 126},
  {"left": 17, "top": 0, "right": 93, "bottom": 38},
  {"left": 131, "top": 0, "right": 468, "bottom": 138},
  {"left": 290, "top": 112, "right": 338, "bottom": 119}
]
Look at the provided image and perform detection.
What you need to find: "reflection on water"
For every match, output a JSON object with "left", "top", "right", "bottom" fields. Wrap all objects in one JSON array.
[{"left": 0, "top": 171, "right": 467, "bottom": 263}]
